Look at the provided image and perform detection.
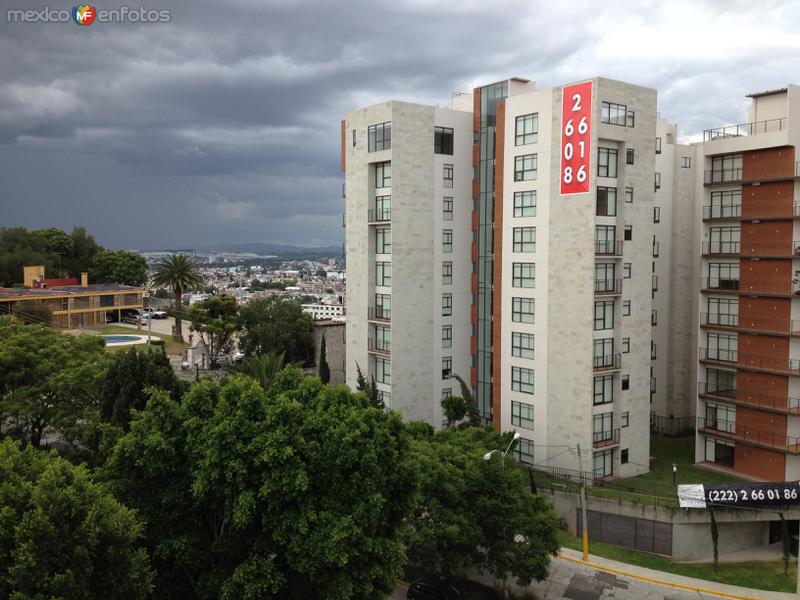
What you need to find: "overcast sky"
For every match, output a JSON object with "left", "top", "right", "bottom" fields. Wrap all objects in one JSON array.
[{"left": 1, "top": 0, "right": 798, "bottom": 250}]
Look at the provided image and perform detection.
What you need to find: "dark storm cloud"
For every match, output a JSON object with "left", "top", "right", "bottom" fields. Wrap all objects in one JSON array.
[{"left": 0, "top": 0, "right": 798, "bottom": 249}]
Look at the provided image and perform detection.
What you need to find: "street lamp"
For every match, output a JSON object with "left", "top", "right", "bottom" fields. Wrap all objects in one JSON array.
[{"left": 483, "top": 432, "right": 521, "bottom": 468}]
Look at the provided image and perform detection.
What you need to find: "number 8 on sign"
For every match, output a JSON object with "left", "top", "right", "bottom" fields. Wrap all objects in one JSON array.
[{"left": 560, "top": 81, "right": 593, "bottom": 195}]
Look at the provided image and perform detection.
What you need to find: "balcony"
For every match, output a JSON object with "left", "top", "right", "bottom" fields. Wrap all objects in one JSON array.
[
  {"left": 368, "top": 208, "right": 391, "bottom": 224},
  {"left": 593, "top": 428, "right": 620, "bottom": 449},
  {"left": 367, "top": 306, "right": 391, "bottom": 322},
  {"left": 700, "top": 312, "right": 800, "bottom": 336},
  {"left": 594, "top": 279, "right": 622, "bottom": 296},
  {"left": 595, "top": 240, "right": 623, "bottom": 257},
  {"left": 593, "top": 353, "right": 621, "bottom": 373},
  {"left": 367, "top": 337, "right": 391, "bottom": 355},
  {"left": 703, "top": 204, "right": 741, "bottom": 220},
  {"left": 701, "top": 278, "right": 799, "bottom": 297},
  {"left": 704, "top": 169, "right": 742, "bottom": 185},
  {"left": 697, "top": 417, "right": 800, "bottom": 454},
  {"left": 704, "top": 162, "right": 800, "bottom": 186},
  {"left": 704, "top": 203, "right": 800, "bottom": 221},
  {"left": 700, "top": 347, "right": 800, "bottom": 376},
  {"left": 703, "top": 117, "right": 786, "bottom": 142},
  {"left": 739, "top": 240, "right": 800, "bottom": 258},
  {"left": 701, "top": 241, "right": 739, "bottom": 256},
  {"left": 699, "top": 381, "right": 800, "bottom": 415}
]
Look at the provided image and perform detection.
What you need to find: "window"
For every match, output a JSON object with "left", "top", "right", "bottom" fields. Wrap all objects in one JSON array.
[
  {"left": 595, "top": 262, "right": 616, "bottom": 292},
  {"left": 375, "top": 161, "right": 391, "bottom": 188},
  {"left": 443, "top": 164, "right": 453, "bottom": 188},
  {"left": 514, "top": 437, "right": 535, "bottom": 465},
  {"left": 442, "top": 229, "right": 453, "bottom": 253},
  {"left": 621, "top": 374, "right": 630, "bottom": 390},
  {"left": 622, "top": 337, "right": 630, "bottom": 353},
  {"left": 705, "top": 437, "right": 734, "bottom": 466},
  {"left": 594, "top": 300, "right": 614, "bottom": 330},
  {"left": 708, "top": 262, "right": 739, "bottom": 290},
  {"left": 707, "top": 368, "right": 736, "bottom": 395},
  {"left": 626, "top": 110, "right": 635, "bottom": 128},
  {"left": 708, "top": 297, "right": 738, "bottom": 326},
  {"left": 626, "top": 148, "right": 635, "bottom": 165},
  {"left": 711, "top": 154, "right": 742, "bottom": 183},
  {"left": 515, "top": 113, "right": 538, "bottom": 145},
  {"left": 375, "top": 227, "right": 391, "bottom": 254},
  {"left": 596, "top": 225, "right": 616, "bottom": 255},
  {"left": 442, "top": 293, "right": 452, "bottom": 316},
  {"left": 653, "top": 207, "right": 661, "bottom": 223},
  {"left": 598, "top": 147, "right": 618, "bottom": 178},
  {"left": 596, "top": 187, "right": 617, "bottom": 217},
  {"left": 375, "top": 261, "right": 391, "bottom": 286},
  {"left": 443, "top": 197, "right": 453, "bottom": 221},
  {"left": 594, "top": 449, "right": 613, "bottom": 477},
  {"left": 511, "top": 366, "right": 534, "bottom": 394},
  {"left": 623, "top": 263, "right": 631, "bottom": 279},
  {"left": 513, "top": 227, "right": 536, "bottom": 253},
  {"left": 621, "top": 449, "right": 629, "bottom": 464},
  {"left": 601, "top": 101, "right": 627, "bottom": 126},
  {"left": 653, "top": 237, "right": 660, "bottom": 257},
  {"left": 624, "top": 225, "right": 632, "bottom": 241},
  {"left": 706, "top": 402, "right": 736, "bottom": 433},
  {"left": 681, "top": 156, "right": 691, "bottom": 168},
  {"left": 624, "top": 187, "right": 633, "bottom": 204},
  {"left": 651, "top": 340, "right": 657, "bottom": 359},
  {"left": 654, "top": 172, "right": 661, "bottom": 190},
  {"left": 513, "top": 191, "right": 536, "bottom": 217},
  {"left": 375, "top": 293, "right": 391, "bottom": 319},
  {"left": 512, "top": 401, "right": 534, "bottom": 430},
  {"left": 512, "top": 332, "right": 534, "bottom": 359},
  {"left": 652, "top": 274, "right": 658, "bottom": 292},
  {"left": 373, "top": 324, "right": 391, "bottom": 352},
  {"left": 709, "top": 226, "right": 740, "bottom": 254},
  {"left": 352, "top": 128, "right": 356, "bottom": 147},
  {"left": 442, "top": 262, "right": 452, "bottom": 285},
  {"left": 375, "top": 194, "right": 391, "bottom": 221},
  {"left": 512, "top": 263, "right": 535, "bottom": 288},
  {"left": 434, "top": 126, "right": 454, "bottom": 155},
  {"left": 622, "top": 300, "right": 631, "bottom": 316},
  {"left": 655, "top": 137, "right": 662, "bottom": 154},
  {"left": 593, "top": 375, "right": 614, "bottom": 405},
  {"left": 593, "top": 413, "right": 614, "bottom": 442},
  {"left": 375, "top": 356, "right": 391, "bottom": 384},
  {"left": 651, "top": 309, "right": 657, "bottom": 325},
  {"left": 379, "top": 390, "right": 391, "bottom": 408},
  {"left": 512, "top": 297, "right": 535, "bottom": 323},
  {"left": 442, "top": 325, "right": 452, "bottom": 348},
  {"left": 368, "top": 121, "right": 391, "bottom": 152},
  {"left": 442, "top": 357, "right": 452, "bottom": 380},
  {"left": 709, "top": 190, "right": 741, "bottom": 219},
  {"left": 707, "top": 332, "right": 737, "bottom": 362},
  {"left": 593, "top": 338, "right": 614, "bottom": 368},
  {"left": 514, "top": 154, "right": 537, "bottom": 181},
  {"left": 441, "top": 388, "right": 452, "bottom": 399}
]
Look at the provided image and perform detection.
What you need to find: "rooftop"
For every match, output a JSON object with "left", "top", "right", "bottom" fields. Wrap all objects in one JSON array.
[{"left": 0, "top": 283, "right": 142, "bottom": 299}]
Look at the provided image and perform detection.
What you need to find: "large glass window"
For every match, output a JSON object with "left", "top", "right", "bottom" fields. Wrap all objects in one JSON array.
[
  {"left": 375, "top": 161, "right": 391, "bottom": 188},
  {"left": 514, "top": 154, "right": 537, "bottom": 181},
  {"left": 375, "top": 194, "right": 391, "bottom": 221},
  {"left": 593, "top": 448, "right": 613, "bottom": 477},
  {"left": 512, "top": 263, "right": 535, "bottom": 288},
  {"left": 442, "top": 357, "right": 452, "bottom": 380},
  {"left": 597, "top": 186, "right": 617, "bottom": 217},
  {"left": 708, "top": 297, "right": 738, "bottom": 326},
  {"left": 708, "top": 263, "right": 739, "bottom": 290},
  {"left": 515, "top": 113, "right": 538, "bottom": 145},
  {"left": 375, "top": 356, "right": 391, "bottom": 384},
  {"left": 512, "top": 332, "right": 534, "bottom": 359},
  {"left": 511, "top": 401, "right": 534, "bottom": 430},
  {"left": 442, "top": 325, "right": 452, "bottom": 348},
  {"left": 442, "top": 293, "right": 452, "bottom": 316},
  {"left": 593, "top": 338, "right": 615, "bottom": 368},
  {"left": 593, "top": 375, "right": 613, "bottom": 405},
  {"left": 707, "top": 332, "right": 737, "bottom": 362},
  {"left": 710, "top": 154, "right": 742, "bottom": 183},
  {"left": 375, "top": 293, "right": 391, "bottom": 319},
  {"left": 709, "top": 226, "right": 740, "bottom": 254},
  {"left": 709, "top": 190, "right": 742, "bottom": 219},
  {"left": 513, "top": 227, "right": 536, "bottom": 253},
  {"left": 375, "top": 261, "right": 391, "bottom": 287},
  {"left": 511, "top": 366, "right": 534, "bottom": 394},
  {"left": 443, "top": 164, "right": 454, "bottom": 188},
  {"left": 512, "top": 297, "right": 534, "bottom": 323},
  {"left": 513, "top": 190, "right": 536, "bottom": 217},
  {"left": 707, "top": 368, "right": 736, "bottom": 395},
  {"left": 601, "top": 101, "right": 627, "bottom": 126},
  {"left": 514, "top": 437, "right": 535, "bottom": 465},
  {"left": 594, "top": 300, "right": 614, "bottom": 330},
  {"left": 598, "top": 148, "right": 618, "bottom": 178},
  {"left": 593, "top": 412, "right": 614, "bottom": 441},
  {"left": 706, "top": 402, "right": 736, "bottom": 433},
  {"left": 434, "top": 126, "right": 454, "bottom": 155},
  {"left": 375, "top": 227, "right": 391, "bottom": 254},
  {"left": 596, "top": 225, "right": 616, "bottom": 254},
  {"left": 368, "top": 121, "right": 391, "bottom": 152}
]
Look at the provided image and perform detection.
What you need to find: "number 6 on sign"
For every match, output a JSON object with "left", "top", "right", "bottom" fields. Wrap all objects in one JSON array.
[{"left": 560, "top": 81, "right": 593, "bottom": 196}]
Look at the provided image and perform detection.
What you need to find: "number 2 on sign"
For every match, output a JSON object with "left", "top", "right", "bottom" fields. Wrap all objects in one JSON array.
[{"left": 560, "top": 81, "right": 592, "bottom": 195}]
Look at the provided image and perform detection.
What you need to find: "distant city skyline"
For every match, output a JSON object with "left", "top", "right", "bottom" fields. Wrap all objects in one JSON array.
[{"left": 1, "top": 0, "right": 798, "bottom": 249}]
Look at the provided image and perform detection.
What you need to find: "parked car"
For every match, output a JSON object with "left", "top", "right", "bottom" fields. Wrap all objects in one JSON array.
[
  {"left": 407, "top": 576, "right": 466, "bottom": 600},
  {"left": 121, "top": 310, "right": 150, "bottom": 325},
  {"left": 143, "top": 307, "right": 168, "bottom": 319}
]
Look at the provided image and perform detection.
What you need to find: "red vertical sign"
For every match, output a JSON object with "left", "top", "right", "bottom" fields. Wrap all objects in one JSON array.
[{"left": 560, "top": 81, "right": 593, "bottom": 195}]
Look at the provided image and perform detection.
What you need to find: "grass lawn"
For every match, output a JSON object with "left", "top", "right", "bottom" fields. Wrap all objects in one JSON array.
[
  {"left": 556, "top": 529, "right": 797, "bottom": 593},
  {"left": 95, "top": 325, "right": 187, "bottom": 356}
]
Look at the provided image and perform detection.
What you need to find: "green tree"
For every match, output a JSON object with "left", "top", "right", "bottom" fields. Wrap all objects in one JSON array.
[
  {"left": 64, "top": 226, "right": 102, "bottom": 276},
  {"left": 0, "top": 226, "right": 52, "bottom": 286},
  {"left": 151, "top": 254, "right": 203, "bottom": 341},
  {"left": 187, "top": 295, "right": 241, "bottom": 369},
  {"left": 224, "top": 351, "right": 286, "bottom": 389},
  {"left": 355, "top": 362, "right": 382, "bottom": 409},
  {"left": 239, "top": 297, "right": 313, "bottom": 364},
  {"left": 404, "top": 427, "right": 559, "bottom": 586},
  {"left": 31, "top": 227, "right": 74, "bottom": 260},
  {"left": 103, "top": 371, "right": 416, "bottom": 599},
  {"left": 0, "top": 439, "right": 153, "bottom": 600},
  {"left": 0, "top": 321, "right": 108, "bottom": 447},
  {"left": 318, "top": 334, "right": 330, "bottom": 384},
  {"left": 90, "top": 249, "right": 149, "bottom": 286},
  {"left": 100, "top": 347, "right": 186, "bottom": 430}
]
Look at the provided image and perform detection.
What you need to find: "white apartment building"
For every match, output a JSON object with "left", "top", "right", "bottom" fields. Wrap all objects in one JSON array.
[
  {"left": 344, "top": 77, "right": 663, "bottom": 478},
  {"left": 301, "top": 303, "right": 346, "bottom": 320}
]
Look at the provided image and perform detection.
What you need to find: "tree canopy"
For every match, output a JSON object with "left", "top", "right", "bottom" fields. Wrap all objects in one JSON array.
[
  {"left": 187, "top": 295, "right": 241, "bottom": 368},
  {"left": 0, "top": 439, "right": 153, "bottom": 600},
  {"left": 239, "top": 297, "right": 313, "bottom": 364},
  {"left": 152, "top": 254, "right": 203, "bottom": 341},
  {"left": 90, "top": 249, "right": 149, "bottom": 287}
]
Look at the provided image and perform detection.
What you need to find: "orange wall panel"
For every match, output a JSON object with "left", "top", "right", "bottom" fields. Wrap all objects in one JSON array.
[
  {"left": 741, "top": 181, "right": 794, "bottom": 218},
  {"left": 739, "top": 259, "right": 792, "bottom": 294},
  {"left": 742, "top": 146, "right": 795, "bottom": 180},
  {"left": 738, "top": 333, "right": 789, "bottom": 363},
  {"left": 737, "top": 371, "right": 789, "bottom": 410},
  {"left": 740, "top": 221, "right": 793, "bottom": 256},
  {"left": 734, "top": 444, "right": 785, "bottom": 481}
]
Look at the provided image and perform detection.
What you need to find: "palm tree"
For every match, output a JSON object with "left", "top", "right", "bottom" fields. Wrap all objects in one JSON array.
[
  {"left": 225, "top": 351, "right": 286, "bottom": 389},
  {"left": 151, "top": 254, "right": 203, "bottom": 341}
]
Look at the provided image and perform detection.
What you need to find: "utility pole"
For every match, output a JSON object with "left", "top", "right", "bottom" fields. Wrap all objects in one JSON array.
[{"left": 577, "top": 443, "right": 589, "bottom": 561}]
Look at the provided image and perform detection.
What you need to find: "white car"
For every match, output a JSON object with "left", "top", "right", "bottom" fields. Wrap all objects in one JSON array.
[
  {"left": 121, "top": 310, "right": 150, "bottom": 325},
  {"left": 143, "top": 307, "right": 168, "bottom": 319}
]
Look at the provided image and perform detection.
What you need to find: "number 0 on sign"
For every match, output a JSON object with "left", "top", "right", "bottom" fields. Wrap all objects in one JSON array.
[{"left": 560, "top": 81, "right": 593, "bottom": 195}]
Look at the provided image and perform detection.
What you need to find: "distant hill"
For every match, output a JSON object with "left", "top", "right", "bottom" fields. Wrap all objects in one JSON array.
[{"left": 199, "top": 242, "right": 343, "bottom": 255}]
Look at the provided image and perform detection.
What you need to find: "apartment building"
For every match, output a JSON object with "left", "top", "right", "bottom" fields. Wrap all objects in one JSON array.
[
  {"left": 695, "top": 85, "right": 800, "bottom": 481},
  {"left": 650, "top": 120, "right": 697, "bottom": 433}
]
